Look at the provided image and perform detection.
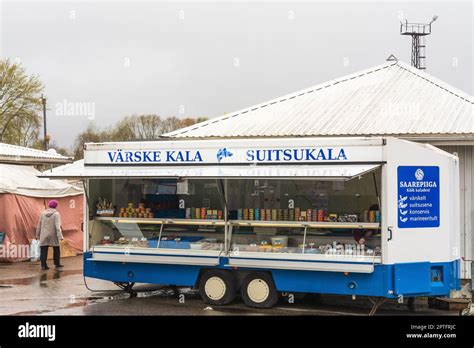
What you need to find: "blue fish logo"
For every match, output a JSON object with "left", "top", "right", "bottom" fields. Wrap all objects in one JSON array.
[{"left": 217, "top": 148, "right": 233, "bottom": 162}]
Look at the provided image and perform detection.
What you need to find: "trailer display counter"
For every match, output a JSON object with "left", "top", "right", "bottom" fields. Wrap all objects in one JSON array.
[{"left": 41, "top": 137, "right": 461, "bottom": 309}]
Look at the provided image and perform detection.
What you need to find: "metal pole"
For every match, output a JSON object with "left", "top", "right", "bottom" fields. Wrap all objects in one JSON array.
[{"left": 41, "top": 95, "right": 48, "bottom": 150}]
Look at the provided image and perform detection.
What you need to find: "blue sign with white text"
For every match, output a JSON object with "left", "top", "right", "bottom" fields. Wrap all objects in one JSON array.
[{"left": 397, "top": 166, "right": 440, "bottom": 228}]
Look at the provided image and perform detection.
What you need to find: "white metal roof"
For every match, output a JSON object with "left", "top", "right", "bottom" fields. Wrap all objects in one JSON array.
[
  {"left": 40, "top": 160, "right": 379, "bottom": 180},
  {"left": 0, "top": 143, "right": 73, "bottom": 164},
  {"left": 164, "top": 60, "right": 473, "bottom": 140}
]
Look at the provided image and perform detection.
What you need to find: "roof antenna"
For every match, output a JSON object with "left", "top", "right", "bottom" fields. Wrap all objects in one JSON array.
[{"left": 400, "top": 15, "right": 438, "bottom": 70}]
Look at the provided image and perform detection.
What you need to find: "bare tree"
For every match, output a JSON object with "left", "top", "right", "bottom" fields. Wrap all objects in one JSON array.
[{"left": 72, "top": 115, "right": 208, "bottom": 159}]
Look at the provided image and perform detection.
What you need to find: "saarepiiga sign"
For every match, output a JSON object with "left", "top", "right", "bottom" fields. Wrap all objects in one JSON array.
[{"left": 83, "top": 138, "right": 384, "bottom": 165}]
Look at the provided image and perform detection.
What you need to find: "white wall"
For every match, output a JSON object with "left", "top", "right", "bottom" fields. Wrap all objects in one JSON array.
[{"left": 437, "top": 145, "right": 473, "bottom": 279}]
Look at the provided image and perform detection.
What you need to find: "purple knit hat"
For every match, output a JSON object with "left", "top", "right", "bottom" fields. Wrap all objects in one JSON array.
[{"left": 48, "top": 200, "right": 58, "bottom": 209}]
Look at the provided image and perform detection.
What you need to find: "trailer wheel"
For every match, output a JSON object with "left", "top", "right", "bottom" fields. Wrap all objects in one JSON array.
[
  {"left": 240, "top": 272, "right": 278, "bottom": 309},
  {"left": 198, "top": 270, "right": 237, "bottom": 306}
]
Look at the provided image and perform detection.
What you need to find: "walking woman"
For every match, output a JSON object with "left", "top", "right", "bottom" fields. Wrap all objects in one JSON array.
[{"left": 36, "top": 200, "right": 64, "bottom": 270}]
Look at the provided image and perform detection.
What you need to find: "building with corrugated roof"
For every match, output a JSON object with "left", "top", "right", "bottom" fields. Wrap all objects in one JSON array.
[
  {"left": 0, "top": 143, "right": 73, "bottom": 165},
  {"left": 163, "top": 59, "right": 474, "bottom": 278}
]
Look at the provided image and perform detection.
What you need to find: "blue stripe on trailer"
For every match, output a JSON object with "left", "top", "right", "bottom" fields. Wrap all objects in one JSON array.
[
  {"left": 83, "top": 253, "right": 460, "bottom": 298},
  {"left": 84, "top": 252, "right": 202, "bottom": 286}
]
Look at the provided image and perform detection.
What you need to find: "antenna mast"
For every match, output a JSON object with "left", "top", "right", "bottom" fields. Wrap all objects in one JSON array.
[{"left": 400, "top": 15, "right": 438, "bottom": 70}]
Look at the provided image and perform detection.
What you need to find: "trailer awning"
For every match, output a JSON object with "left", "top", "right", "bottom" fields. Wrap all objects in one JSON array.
[{"left": 41, "top": 161, "right": 380, "bottom": 180}]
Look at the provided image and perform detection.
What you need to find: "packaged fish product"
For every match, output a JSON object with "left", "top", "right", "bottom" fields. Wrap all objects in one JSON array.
[
  {"left": 277, "top": 209, "right": 283, "bottom": 221},
  {"left": 363, "top": 210, "right": 369, "bottom": 222},
  {"left": 295, "top": 208, "right": 301, "bottom": 221},
  {"left": 301, "top": 211, "right": 307, "bottom": 221},
  {"left": 271, "top": 209, "right": 277, "bottom": 221},
  {"left": 369, "top": 210, "right": 376, "bottom": 223},
  {"left": 312, "top": 210, "right": 318, "bottom": 222},
  {"left": 254, "top": 209, "right": 260, "bottom": 221},
  {"left": 318, "top": 209, "right": 325, "bottom": 222},
  {"left": 328, "top": 214, "right": 338, "bottom": 222},
  {"left": 289, "top": 209, "right": 294, "bottom": 221}
]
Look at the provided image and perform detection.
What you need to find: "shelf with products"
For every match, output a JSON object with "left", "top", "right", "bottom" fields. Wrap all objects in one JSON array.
[
  {"left": 228, "top": 208, "right": 381, "bottom": 224},
  {"left": 91, "top": 216, "right": 225, "bottom": 251},
  {"left": 94, "top": 217, "right": 380, "bottom": 230},
  {"left": 228, "top": 219, "right": 380, "bottom": 230},
  {"left": 94, "top": 216, "right": 226, "bottom": 226},
  {"left": 227, "top": 220, "right": 382, "bottom": 258}
]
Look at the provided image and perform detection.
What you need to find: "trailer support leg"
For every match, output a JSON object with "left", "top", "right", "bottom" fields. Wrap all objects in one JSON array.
[
  {"left": 114, "top": 282, "right": 137, "bottom": 298},
  {"left": 368, "top": 297, "right": 386, "bottom": 316}
]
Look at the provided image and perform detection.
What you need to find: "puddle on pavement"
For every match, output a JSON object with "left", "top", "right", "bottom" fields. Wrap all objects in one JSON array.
[{"left": 0, "top": 269, "right": 82, "bottom": 286}]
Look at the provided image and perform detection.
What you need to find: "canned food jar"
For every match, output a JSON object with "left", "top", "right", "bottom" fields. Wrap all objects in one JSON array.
[
  {"left": 249, "top": 209, "right": 254, "bottom": 220},
  {"left": 277, "top": 209, "right": 283, "bottom": 221},
  {"left": 375, "top": 210, "right": 381, "bottom": 223},
  {"left": 318, "top": 209, "right": 325, "bottom": 222},
  {"left": 369, "top": 211, "right": 376, "bottom": 223},
  {"left": 271, "top": 209, "right": 277, "bottom": 221},
  {"left": 254, "top": 209, "right": 260, "bottom": 221}
]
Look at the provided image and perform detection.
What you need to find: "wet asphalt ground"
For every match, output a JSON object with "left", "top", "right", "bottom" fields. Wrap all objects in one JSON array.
[{"left": 0, "top": 256, "right": 462, "bottom": 316}]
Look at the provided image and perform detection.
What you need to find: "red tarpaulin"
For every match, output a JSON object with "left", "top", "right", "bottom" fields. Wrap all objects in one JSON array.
[{"left": 0, "top": 193, "right": 83, "bottom": 261}]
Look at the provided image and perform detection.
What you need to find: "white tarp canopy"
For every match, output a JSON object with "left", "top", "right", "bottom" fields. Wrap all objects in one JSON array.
[
  {"left": 40, "top": 160, "right": 380, "bottom": 180},
  {"left": 0, "top": 163, "right": 83, "bottom": 197}
]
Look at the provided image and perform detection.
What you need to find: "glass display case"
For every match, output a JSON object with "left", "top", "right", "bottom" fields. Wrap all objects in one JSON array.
[
  {"left": 226, "top": 172, "right": 382, "bottom": 260},
  {"left": 86, "top": 168, "right": 381, "bottom": 260},
  {"left": 88, "top": 178, "right": 226, "bottom": 252}
]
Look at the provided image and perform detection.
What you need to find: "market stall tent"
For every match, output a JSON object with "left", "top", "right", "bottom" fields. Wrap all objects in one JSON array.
[{"left": 0, "top": 145, "right": 83, "bottom": 262}]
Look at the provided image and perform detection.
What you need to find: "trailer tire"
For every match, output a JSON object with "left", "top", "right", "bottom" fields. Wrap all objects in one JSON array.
[
  {"left": 240, "top": 272, "right": 278, "bottom": 309},
  {"left": 198, "top": 270, "right": 237, "bottom": 306}
]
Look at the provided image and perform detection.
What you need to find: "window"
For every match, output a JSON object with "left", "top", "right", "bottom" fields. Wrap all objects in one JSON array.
[
  {"left": 87, "top": 178, "right": 225, "bottom": 251},
  {"left": 226, "top": 169, "right": 381, "bottom": 257}
]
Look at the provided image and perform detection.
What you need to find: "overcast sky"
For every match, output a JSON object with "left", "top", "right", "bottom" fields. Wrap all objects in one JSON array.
[{"left": 1, "top": 0, "right": 472, "bottom": 148}]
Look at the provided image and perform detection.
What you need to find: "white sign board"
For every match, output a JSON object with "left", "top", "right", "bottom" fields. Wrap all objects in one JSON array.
[{"left": 84, "top": 138, "right": 384, "bottom": 166}]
